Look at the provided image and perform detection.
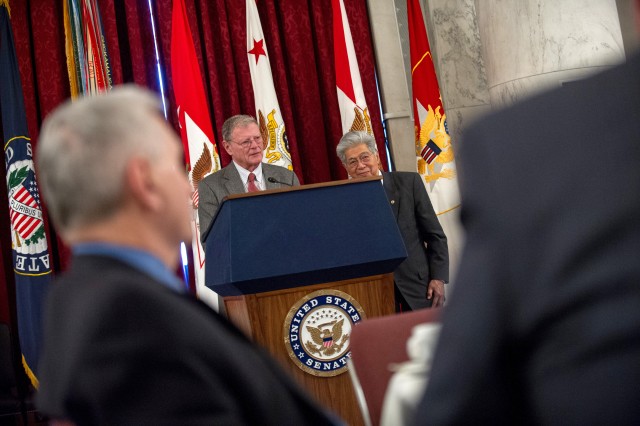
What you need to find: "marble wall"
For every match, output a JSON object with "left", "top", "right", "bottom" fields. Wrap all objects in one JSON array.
[
  {"left": 475, "top": 0, "right": 625, "bottom": 109},
  {"left": 367, "top": 0, "right": 415, "bottom": 173},
  {"left": 421, "top": 0, "right": 490, "bottom": 151},
  {"left": 370, "top": 0, "right": 629, "bottom": 167},
  {"left": 367, "top": 0, "right": 633, "bottom": 286},
  {"left": 368, "top": 0, "right": 492, "bottom": 172}
]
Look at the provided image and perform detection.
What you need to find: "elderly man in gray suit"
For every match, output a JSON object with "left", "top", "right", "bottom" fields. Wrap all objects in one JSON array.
[{"left": 198, "top": 114, "right": 299, "bottom": 241}]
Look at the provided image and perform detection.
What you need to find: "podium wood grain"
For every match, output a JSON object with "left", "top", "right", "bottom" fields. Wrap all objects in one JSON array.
[{"left": 224, "top": 273, "right": 395, "bottom": 426}]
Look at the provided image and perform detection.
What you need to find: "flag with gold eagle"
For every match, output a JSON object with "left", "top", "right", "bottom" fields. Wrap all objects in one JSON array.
[
  {"left": 246, "top": 0, "right": 292, "bottom": 170},
  {"left": 171, "top": 0, "right": 221, "bottom": 310},
  {"left": 1, "top": 0, "right": 52, "bottom": 387},
  {"left": 332, "top": 0, "right": 374, "bottom": 136},
  {"left": 408, "top": 0, "right": 462, "bottom": 278},
  {"left": 63, "top": 0, "right": 112, "bottom": 98}
]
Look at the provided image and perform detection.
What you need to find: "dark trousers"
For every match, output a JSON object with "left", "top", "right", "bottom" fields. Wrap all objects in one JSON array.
[{"left": 394, "top": 284, "right": 412, "bottom": 313}]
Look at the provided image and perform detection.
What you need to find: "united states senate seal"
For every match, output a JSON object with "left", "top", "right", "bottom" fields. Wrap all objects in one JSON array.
[{"left": 283, "top": 289, "right": 365, "bottom": 377}]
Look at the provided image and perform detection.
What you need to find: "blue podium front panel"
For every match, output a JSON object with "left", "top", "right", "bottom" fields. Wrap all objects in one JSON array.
[{"left": 205, "top": 179, "right": 407, "bottom": 296}]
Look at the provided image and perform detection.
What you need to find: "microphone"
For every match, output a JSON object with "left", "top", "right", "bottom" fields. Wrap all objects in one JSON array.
[{"left": 267, "top": 177, "right": 293, "bottom": 186}]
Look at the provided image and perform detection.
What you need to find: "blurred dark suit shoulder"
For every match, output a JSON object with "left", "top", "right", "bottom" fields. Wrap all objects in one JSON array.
[
  {"left": 37, "top": 255, "right": 335, "bottom": 426},
  {"left": 417, "top": 53, "right": 640, "bottom": 425}
]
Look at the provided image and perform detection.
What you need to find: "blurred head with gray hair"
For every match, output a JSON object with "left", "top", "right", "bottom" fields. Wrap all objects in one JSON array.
[{"left": 37, "top": 85, "right": 192, "bottom": 267}]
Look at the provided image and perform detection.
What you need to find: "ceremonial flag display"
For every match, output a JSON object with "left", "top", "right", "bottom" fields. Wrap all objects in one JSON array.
[
  {"left": 63, "top": 0, "right": 112, "bottom": 98},
  {"left": 246, "top": 0, "right": 293, "bottom": 170},
  {"left": 171, "top": 0, "right": 221, "bottom": 309},
  {"left": 1, "top": 1, "right": 52, "bottom": 387},
  {"left": 407, "top": 0, "right": 463, "bottom": 275},
  {"left": 332, "top": 0, "right": 373, "bottom": 136}
]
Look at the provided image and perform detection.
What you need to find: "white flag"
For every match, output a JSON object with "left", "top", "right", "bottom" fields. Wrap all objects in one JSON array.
[{"left": 246, "top": 0, "right": 293, "bottom": 170}]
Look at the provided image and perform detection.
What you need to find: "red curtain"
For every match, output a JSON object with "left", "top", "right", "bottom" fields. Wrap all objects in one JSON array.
[
  {"left": 152, "top": 0, "right": 386, "bottom": 183},
  {"left": 0, "top": 0, "right": 161, "bottom": 325},
  {"left": 1, "top": 0, "right": 385, "bottom": 323}
]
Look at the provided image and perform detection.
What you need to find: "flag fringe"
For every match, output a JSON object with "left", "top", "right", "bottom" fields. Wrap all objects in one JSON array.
[
  {"left": 63, "top": 0, "right": 80, "bottom": 98},
  {"left": 411, "top": 51, "right": 432, "bottom": 75},
  {"left": 22, "top": 354, "right": 39, "bottom": 389},
  {"left": 436, "top": 204, "right": 461, "bottom": 216}
]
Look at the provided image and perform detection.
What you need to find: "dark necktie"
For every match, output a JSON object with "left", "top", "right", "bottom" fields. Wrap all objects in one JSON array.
[{"left": 247, "top": 172, "right": 260, "bottom": 192}]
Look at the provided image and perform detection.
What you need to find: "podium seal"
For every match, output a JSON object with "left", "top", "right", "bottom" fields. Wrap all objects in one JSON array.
[{"left": 283, "top": 289, "right": 366, "bottom": 377}]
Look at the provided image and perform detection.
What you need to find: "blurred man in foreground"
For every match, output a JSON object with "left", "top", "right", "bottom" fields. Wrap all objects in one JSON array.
[
  {"left": 35, "top": 86, "right": 339, "bottom": 425},
  {"left": 336, "top": 131, "right": 448, "bottom": 310},
  {"left": 416, "top": 3, "right": 640, "bottom": 423}
]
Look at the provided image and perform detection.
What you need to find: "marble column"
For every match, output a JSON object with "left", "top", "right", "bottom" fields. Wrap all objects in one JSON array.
[
  {"left": 475, "top": 0, "right": 625, "bottom": 109},
  {"left": 367, "top": 0, "right": 416, "bottom": 173},
  {"left": 367, "top": 0, "right": 628, "bottom": 289},
  {"left": 421, "top": 0, "right": 491, "bottom": 157},
  {"left": 367, "top": 0, "right": 491, "bottom": 173},
  {"left": 368, "top": 0, "right": 628, "bottom": 163}
]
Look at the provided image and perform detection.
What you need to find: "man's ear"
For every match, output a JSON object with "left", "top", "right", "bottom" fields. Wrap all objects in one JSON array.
[
  {"left": 125, "top": 157, "right": 160, "bottom": 210},
  {"left": 376, "top": 152, "right": 383, "bottom": 171},
  {"left": 222, "top": 140, "right": 234, "bottom": 156}
]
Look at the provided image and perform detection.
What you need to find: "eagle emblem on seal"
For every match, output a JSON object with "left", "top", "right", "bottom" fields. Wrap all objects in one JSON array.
[
  {"left": 284, "top": 290, "right": 365, "bottom": 377},
  {"left": 304, "top": 319, "right": 349, "bottom": 357}
]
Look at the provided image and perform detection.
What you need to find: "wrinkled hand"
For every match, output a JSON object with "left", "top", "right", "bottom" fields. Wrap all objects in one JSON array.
[{"left": 427, "top": 279, "right": 445, "bottom": 307}]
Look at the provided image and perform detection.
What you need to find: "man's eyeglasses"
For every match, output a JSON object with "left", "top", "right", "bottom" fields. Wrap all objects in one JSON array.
[
  {"left": 346, "top": 152, "right": 374, "bottom": 169},
  {"left": 232, "top": 136, "right": 263, "bottom": 149}
]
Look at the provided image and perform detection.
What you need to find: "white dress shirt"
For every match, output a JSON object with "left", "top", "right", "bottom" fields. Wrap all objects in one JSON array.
[{"left": 233, "top": 162, "right": 265, "bottom": 192}]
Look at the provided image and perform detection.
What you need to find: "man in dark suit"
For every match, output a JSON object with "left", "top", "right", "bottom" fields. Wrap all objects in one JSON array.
[
  {"left": 35, "top": 86, "right": 339, "bottom": 425},
  {"left": 198, "top": 114, "right": 299, "bottom": 241},
  {"left": 415, "top": 25, "right": 640, "bottom": 426},
  {"left": 336, "top": 131, "right": 449, "bottom": 310}
]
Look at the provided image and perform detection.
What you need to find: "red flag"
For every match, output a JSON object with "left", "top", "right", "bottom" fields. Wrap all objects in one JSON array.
[
  {"left": 170, "top": 0, "right": 217, "bottom": 168},
  {"left": 80, "top": 0, "right": 109, "bottom": 93},
  {"left": 407, "top": 0, "right": 457, "bottom": 194},
  {"left": 170, "top": 0, "right": 220, "bottom": 308},
  {"left": 408, "top": 0, "right": 462, "bottom": 278},
  {"left": 332, "top": 0, "right": 373, "bottom": 135},
  {"left": 408, "top": 0, "right": 445, "bottom": 137}
]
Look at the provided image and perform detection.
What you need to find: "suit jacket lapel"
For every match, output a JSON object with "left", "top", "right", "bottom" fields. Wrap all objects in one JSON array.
[
  {"left": 223, "top": 163, "right": 245, "bottom": 195},
  {"left": 382, "top": 172, "right": 400, "bottom": 220},
  {"left": 263, "top": 164, "right": 277, "bottom": 190}
]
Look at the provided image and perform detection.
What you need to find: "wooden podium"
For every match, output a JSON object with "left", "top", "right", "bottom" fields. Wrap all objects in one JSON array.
[{"left": 203, "top": 177, "right": 406, "bottom": 426}]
